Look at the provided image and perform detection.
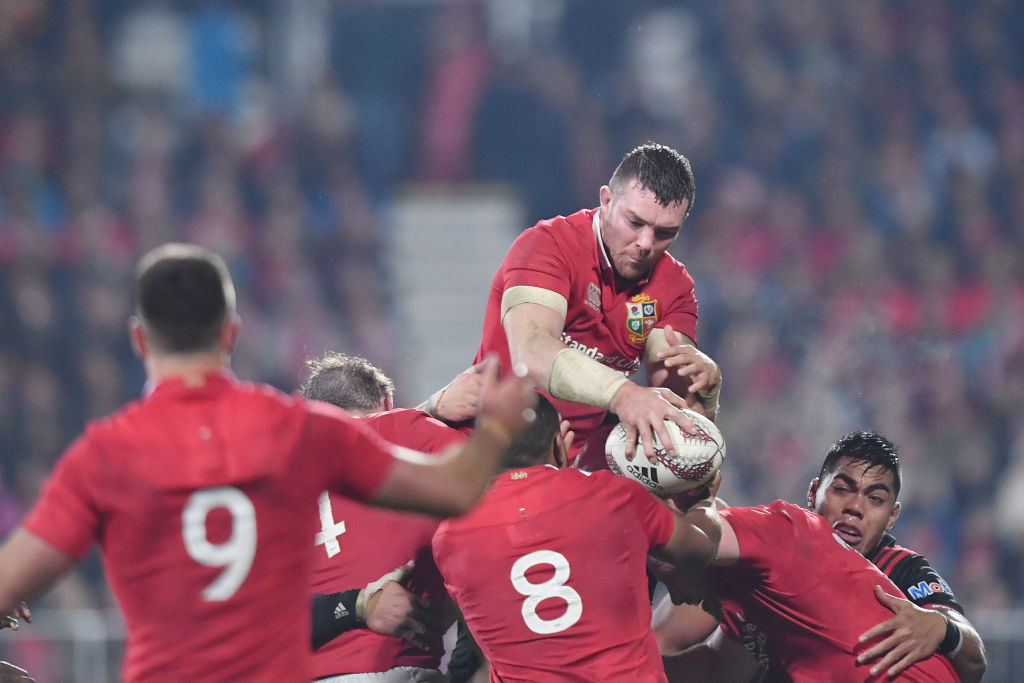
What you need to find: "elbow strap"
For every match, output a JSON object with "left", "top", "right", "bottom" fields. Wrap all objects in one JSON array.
[{"left": 547, "top": 347, "right": 629, "bottom": 409}]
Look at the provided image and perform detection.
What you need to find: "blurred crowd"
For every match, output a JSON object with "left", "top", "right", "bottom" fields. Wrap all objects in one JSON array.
[{"left": 1, "top": 0, "right": 1023, "bottom": 647}]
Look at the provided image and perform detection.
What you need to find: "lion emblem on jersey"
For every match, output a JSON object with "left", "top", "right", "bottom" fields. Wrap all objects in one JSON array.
[{"left": 626, "top": 294, "right": 657, "bottom": 343}]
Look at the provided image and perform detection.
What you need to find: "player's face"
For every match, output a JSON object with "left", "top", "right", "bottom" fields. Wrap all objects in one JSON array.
[
  {"left": 809, "top": 457, "right": 900, "bottom": 556},
  {"left": 599, "top": 181, "right": 688, "bottom": 281}
]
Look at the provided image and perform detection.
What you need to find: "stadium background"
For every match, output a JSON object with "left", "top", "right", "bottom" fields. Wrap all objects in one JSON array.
[{"left": 0, "top": 0, "right": 1022, "bottom": 679}]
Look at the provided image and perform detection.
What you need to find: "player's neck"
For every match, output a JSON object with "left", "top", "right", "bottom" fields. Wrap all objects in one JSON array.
[{"left": 144, "top": 350, "right": 228, "bottom": 386}]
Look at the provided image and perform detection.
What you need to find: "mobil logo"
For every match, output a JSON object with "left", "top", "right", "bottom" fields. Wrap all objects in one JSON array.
[{"left": 907, "top": 578, "right": 953, "bottom": 600}]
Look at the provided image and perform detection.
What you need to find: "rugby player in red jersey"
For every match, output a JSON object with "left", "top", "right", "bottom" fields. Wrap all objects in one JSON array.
[
  {"left": 433, "top": 393, "right": 721, "bottom": 683},
  {"left": 0, "top": 243, "right": 535, "bottom": 683},
  {"left": 301, "top": 352, "right": 470, "bottom": 682},
  {"left": 655, "top": 431, "right": 986, "bottom": 682},
  {"left": 443, "top": 142, "right": 722, "bottom": 470}
]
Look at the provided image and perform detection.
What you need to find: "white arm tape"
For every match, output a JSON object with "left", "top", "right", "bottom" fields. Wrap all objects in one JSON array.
[
  {"left": 547, "top": 347, "right": 630, "bottom": 409},
  {"left": 501, "top": 285, "right": 568, "bottom": 319}
]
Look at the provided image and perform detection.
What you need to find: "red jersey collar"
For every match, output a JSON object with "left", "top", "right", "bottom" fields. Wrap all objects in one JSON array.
[
  {"left": 592, "top": 208, "right": 653, "bottom": 288},
  {"left": 144, "top": 369, "right": 237, "bottom": 399},
  {"left": 492, "top": 464, "right": 560, "bottom": 489}
]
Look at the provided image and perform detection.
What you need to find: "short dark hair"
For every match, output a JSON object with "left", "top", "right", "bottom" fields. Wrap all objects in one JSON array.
[
  {"left": 503, "top": 393, "right": 560, "bottom": 470},
  {"left": 135, "top": 243, "right": 236, "bottom": 353},
  {"left": 301, "top": 352, "right": 394, "bottom": 412},
  {"left": 609, "top": 142, "right": 695, "bottom": 217},
  {"left": 818, "top": 431, "right": 902, "bottom": 498}
]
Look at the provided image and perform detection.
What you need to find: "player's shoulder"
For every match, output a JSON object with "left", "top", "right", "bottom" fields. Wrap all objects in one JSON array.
[
  {"left": 650, "top": 249, "right": 695, "bottom": 288},
  {"left": 527, "top": 208, "right": 595, "bottom": 243},
  {"left": 363, "top": 408, "right": 467, "bottom": 450}
]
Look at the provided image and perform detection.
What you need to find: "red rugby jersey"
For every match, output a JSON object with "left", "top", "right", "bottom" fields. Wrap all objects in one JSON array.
[
  {"left": 433, "top": 466, "right": 675, "bottom": 683},
  {"left": 23, "top": 372, "right": 396, "bottom": 683},
  {"left": 474, "top": 208, "right": 698, "bottom": 470},
  {"left": 310, "top": 408, "right": 468, "bottom": 677},
  {"left": 713, "top": 501, "right": 958, "bottom": 682}
]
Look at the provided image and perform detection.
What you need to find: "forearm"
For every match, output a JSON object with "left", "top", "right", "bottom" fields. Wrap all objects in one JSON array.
[
  {"left": 941, "top": 610, "right": 986, "bottom": 683},
  {"left": 311, "top": 590, "right": 363, "bottom": 650},
  {"left": 373, "top": 420, "right": 512, "bottom": 517}
]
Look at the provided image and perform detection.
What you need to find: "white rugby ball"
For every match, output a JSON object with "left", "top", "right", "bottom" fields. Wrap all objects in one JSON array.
[{"left": 605, "top": 409, "right": 725, "bottom": 495}]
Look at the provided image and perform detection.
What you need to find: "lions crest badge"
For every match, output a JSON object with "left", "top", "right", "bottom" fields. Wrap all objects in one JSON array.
[{"left": 626, "top": 294, "right": 657, "bottom": 343}]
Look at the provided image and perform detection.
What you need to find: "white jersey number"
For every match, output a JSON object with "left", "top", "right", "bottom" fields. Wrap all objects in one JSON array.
[
  {"left": 182, "top": 487, "right": 257, "bottom": 601},
  {"left": 315, "top": 490, "right": 346, "bottom": 558},
  {"left": 510, "top": 550, "right": 583, "bottom": 634}
]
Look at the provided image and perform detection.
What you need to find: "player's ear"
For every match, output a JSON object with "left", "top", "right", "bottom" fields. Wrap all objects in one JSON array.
[
  {"left": 551, "top": 435, "right": 567, "bottom": 469},
  {"left": 599, "top": 184, "right": 613, "bottom": 210},
  {"left": 129, "top": 317, "right": 147, "bottom": 358},
  {"left": 806, "top": 478, "right": 820, "bottom": 509},
  {"left": 383, "top": 393, "right": 395, "bottom": 412},
  {"left": 887, "top": 501, "right": 901, "bottom": 531},
  {"left": 221, "top": 314, "right": 241, "bottom": 352}
]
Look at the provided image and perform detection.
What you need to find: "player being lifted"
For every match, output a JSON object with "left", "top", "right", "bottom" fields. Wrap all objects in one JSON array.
[{"left": 425, "top": 142, "right": 722, "bottom": 470}]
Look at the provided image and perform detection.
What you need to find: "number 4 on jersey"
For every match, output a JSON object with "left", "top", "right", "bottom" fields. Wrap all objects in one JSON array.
[{"left": 315, "top": 491, "right": 346, "bottom": 558}]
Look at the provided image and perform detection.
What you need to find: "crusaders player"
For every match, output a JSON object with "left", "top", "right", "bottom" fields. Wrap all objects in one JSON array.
[
  {"left": 655, "top": 431, "right": 986, "bottom": 682},
  {"left": 0, "top": 243, "right": 535, "bottom": 682},
  {"left": 450, "top": 142, "right": 723, "bottom": 470},
  {"left": 432, "top": 394, "right": 721, "bottom": 683},
  {"left": 301, "top": 352, "right": 469, "bottom": 682}
]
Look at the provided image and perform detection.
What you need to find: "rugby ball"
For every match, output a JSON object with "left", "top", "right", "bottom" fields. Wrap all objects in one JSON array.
[{"left": 605, "top": 409, "right": 725, "bottom": 495}]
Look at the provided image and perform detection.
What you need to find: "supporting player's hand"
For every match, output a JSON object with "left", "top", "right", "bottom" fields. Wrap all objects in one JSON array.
[
  {"left": 655, "top": 325, "right": 721, "bottom": 417},
  {"left": 0, "top": 603, "right": 30, "bottom": 631},
  {"left": 668, "top": 472, "right": 722, "bottom": 512},
  {"left": 435, "top": 364, "right": 486, "bottom": 423},
  {"left": 0, "top": 661, "right": 34, "bottom": 682},
  {"left": 856, "top": 585, "right": 946, "bottom": 678},
  {"left": 476, "top": 356, "right": 537, "bottom": 439},
  {"left": 361, "top": 562, "right": 439, "bottom": 650},
  {"left": 608, "top": 382, "right": 695, "bottom": 463}
]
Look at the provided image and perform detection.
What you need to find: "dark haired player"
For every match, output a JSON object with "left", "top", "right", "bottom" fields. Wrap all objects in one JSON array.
[
  {"left": 657, "top": 431, "right": 984, "bottom": 682},
  {"left": 301, "top": 352, "right": 468, "bottom": 682},
  {"left": 455, "top": 142, "right": 722, "bottom": 470},
  {"left": 0, "top": 243, "right": 535, "bottom": 682},
  {"left": 433, "top": 394, "right": 721, "bottom": 682}
]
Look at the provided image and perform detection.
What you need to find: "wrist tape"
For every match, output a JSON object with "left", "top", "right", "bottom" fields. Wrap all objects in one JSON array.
[{"left": 547, "top": 347, "right": 629, "bottom": 409}]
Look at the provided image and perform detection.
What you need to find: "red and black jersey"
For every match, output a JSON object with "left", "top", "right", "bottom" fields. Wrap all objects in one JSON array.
[{"left": 865, "top": 533, "right": 963, "bottom": 613}]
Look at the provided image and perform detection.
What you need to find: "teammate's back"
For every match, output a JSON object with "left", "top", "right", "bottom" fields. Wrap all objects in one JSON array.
[
  {"left": 26, "top": 373, "right": 394, "bottom": 680},
  {"left": 434, "top": 466, "right": 674, "bottom": 683}
]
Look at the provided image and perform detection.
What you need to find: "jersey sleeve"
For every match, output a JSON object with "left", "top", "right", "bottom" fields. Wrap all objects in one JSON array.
[
  {"left": 719, "top": 504, "right": 793, "bottom": 570},
  {"left": 653, "top": 262, "right": 698, "bottom": 343},
  {"left": 887, "top": 554, "right": 964, "bottom": 613},
  {"left": 501, "top": 223, "right": 573, "bottom": 299},
  {"left": 299, "top": 401, "right": 398, "bottom": 502},
  {"left": 21, "top": 436, "right": 101, "bottom": 559}
]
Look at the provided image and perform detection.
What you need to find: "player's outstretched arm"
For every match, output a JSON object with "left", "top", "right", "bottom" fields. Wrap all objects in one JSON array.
[
  {"left": 0, "top": 529, "right": 76, "bottom": 618},
  {"left": 504, "top": 301, "right": 699, "bottom": 462},
  {"left": 857, "top": 585, "right": 986, "bottom": 682},
  {"left": 371, "top": 357, "right": 536, "bottom": 517}
]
